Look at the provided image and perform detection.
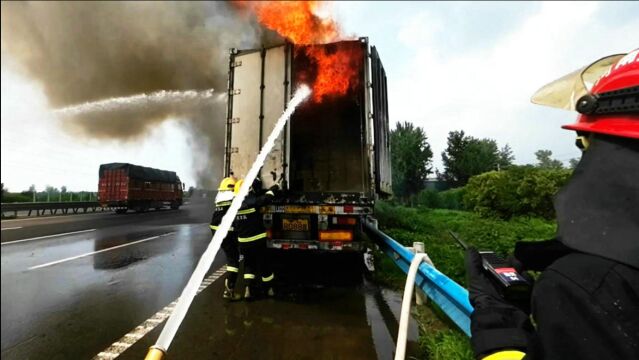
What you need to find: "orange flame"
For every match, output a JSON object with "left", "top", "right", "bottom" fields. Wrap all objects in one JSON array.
[
  {"left": 236, "top": 1, "right": 360, "bottom": 103},
  {"left": 300, "top": 45, "right": 363, "bottom": 102}
]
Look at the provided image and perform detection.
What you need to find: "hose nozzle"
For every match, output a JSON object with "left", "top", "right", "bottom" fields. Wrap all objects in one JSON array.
[{"left": 144, "top": 346, "right": 166, "bottom": 360}]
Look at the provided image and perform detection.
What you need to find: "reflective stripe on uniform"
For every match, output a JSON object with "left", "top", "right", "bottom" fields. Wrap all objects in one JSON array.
[
  {"left": 237, "top": 208, "right": 256, "bottom": 215},
  {"left": 482, "top": 351, "right": 526, "bottom": 360},
  {"left": 244, "top": 273, "right": 255, "bottom": 280},
  {"left": 226, "top": 266, "right": 239, "bottom": 273},
  {"left": 238, "top": 232, "right": 267, "bottom": 243},
  {"left": 265, "top": 191, "right": 274, "bottom": 196},
  {"left": 210, "top": 225, "right": 234, "bottom": 231},
  {"left": 262, "top": 273, "right": 274, "bottom": 282},
  {"left": 215, "top": 201, "right": 232, "bottom": 206}
]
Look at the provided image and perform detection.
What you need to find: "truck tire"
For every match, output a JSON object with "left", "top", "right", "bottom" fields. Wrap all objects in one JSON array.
[{"left": 170, "top": 202, "right": 180, "bottom": 210}]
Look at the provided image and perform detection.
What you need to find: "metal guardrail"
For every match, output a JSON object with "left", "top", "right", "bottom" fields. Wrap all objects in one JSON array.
[
  {"left": 363, "top": 217, "right": 473, "bottom": 336},
  {"left": 1, "top": 201, "right": 106, "bottom": 217}
]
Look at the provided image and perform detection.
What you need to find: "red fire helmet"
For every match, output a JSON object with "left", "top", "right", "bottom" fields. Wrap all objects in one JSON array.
[{"left": 532, "top": 50, "right": 639, "bottom": 139}]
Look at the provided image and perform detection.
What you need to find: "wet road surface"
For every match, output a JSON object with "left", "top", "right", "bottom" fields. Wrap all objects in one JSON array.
[{"left": 2, "top": 198, "right": 418, "bottom": 359}]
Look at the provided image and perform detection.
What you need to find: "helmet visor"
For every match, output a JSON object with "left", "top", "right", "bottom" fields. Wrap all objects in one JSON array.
[{"left": 531, "top": 54, "right": 625, "bottom": 111}]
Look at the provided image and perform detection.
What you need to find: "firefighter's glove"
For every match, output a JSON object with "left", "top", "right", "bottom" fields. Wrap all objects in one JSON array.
[{"left": 466, "top": 248, "right": 533, "bottom": 359}]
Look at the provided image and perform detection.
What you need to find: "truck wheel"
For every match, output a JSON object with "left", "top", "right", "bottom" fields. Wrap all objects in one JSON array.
[{"left": 170, "top": 202, "right": 180, "bottom": 210}]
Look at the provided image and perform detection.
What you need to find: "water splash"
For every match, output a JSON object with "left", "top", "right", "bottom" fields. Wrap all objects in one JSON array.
[{"left": 53, "top": 88, "right": 217, "bottom": 116}]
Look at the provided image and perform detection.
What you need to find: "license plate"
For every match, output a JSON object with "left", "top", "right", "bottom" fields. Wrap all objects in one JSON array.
[
  {"left": 282, "top": 218, "right": 309, "bottom": 231},
  {"left": 285, "top": 205, "right": 315, "bottom": 213}
]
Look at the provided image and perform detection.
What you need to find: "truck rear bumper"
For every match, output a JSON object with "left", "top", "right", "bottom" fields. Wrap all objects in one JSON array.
[{"left": 267, "top": 239, "right": 363, "bottom": 252}]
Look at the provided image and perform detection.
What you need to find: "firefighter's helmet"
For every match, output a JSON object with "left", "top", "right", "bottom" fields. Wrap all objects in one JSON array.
[
  {"left": 532, "top": 50, "right": 639, "bottom": 139},
  {"left": 233, "top": 179, "right": 244, "bottom": 195},
  {"left": 218, "top": 177, "right": 236, "bottom": 191},
  {"left": 232, "top": 178, "right": 262, "bottom": 195}
]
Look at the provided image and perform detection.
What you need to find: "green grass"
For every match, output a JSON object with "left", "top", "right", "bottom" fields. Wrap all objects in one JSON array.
[{"left": 372, "top": 201, "right": 556, "bottom": 359}]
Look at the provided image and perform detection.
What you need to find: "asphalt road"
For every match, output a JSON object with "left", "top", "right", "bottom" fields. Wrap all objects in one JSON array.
[{"left": 1, "top": 197, "right": 417, "bottom": 359}]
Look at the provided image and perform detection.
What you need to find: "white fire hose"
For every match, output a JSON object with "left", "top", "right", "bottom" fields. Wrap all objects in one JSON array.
[
  {"left": 145, "top": 85, "right": 311, "bottom": 360},
  {"left": 395, "top": 250, "right": 434, "bottom": 360}
]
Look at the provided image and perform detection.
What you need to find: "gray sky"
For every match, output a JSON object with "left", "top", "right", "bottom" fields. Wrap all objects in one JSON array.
[{"left": 2, "top": 1, "right": 638, "bottom": 192}]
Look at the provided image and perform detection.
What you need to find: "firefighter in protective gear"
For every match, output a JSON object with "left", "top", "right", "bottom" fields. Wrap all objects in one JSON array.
[
  {"left": 210, "top": 176, "right": 240, "bottom": 300},
  {"left": 467, "top": 50, "right": 638, "bottom": 360},
  {"left": 233, "top": 177, "right": 278, "bottom": 300}
]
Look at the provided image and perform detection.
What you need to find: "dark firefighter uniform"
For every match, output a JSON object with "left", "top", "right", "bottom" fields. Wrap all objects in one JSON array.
[
  {"left": 210, "top": 177, "right": 240, "bottom": 299},
  {"left": 233, "top": 179, "right": 277, "bottom": 300},
  {"left": 466, "top": 51, "right": 639, "bottom": 360}
]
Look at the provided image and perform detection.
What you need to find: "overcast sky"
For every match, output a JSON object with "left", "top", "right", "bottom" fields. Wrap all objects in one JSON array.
[{"left": 2, "top": 1, "right": 638, "bottom": 192}]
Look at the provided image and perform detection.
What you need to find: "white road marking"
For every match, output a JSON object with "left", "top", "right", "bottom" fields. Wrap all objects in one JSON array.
[
  {"left": 27, "top": 232, "right": 175, "bottom": 270},
  {"left": 1, "top": 227, "right": 23, "bottom": 231},
  {"left": 96, "top": 352, "right": 119, "bottom": 359},
  {"left": 1, "top": 229, "right": 96, "bottom": 246},
  {"left": 92, "top": 268, "right": 226, "bottom": 360}
]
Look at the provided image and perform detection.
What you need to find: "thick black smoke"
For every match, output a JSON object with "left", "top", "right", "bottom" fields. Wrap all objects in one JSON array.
[{"left": 1, "top": 2, "right": 276, "bottom": 188}]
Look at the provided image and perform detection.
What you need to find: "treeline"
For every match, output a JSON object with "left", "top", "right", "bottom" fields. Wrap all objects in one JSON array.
[
  {"left": 1, "top": 183, "right": 96, "bottom": 203},
  {"left": 390, "top": 121, "right": 576, "bottom": 219}
]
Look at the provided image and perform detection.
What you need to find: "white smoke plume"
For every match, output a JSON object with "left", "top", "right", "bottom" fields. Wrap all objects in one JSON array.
[{"left": 1, "top": 1, "right": 279, "bottom": 188}]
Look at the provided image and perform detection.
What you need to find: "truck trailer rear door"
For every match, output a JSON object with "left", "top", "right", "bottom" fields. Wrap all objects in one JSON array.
[
  {"left": 226, "top": 45, "right": 289, "bottom": 187},
  {"left": 370, "top": 46, "right": 392, "bottom": 196}
]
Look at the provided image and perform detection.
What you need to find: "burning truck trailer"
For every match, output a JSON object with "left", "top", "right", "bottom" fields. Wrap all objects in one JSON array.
[{"left": 224, "top": 38, "right": 392, "bottom": 254}]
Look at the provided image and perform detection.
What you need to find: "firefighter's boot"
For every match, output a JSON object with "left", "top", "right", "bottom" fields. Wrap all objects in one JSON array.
[
  {"left": 223, "top": 279, "right": 235, "bottom": 300},
  {"left": 265, "top": 286, "right": 275, "bottom": 297},
  {"left": 262, "top": 273, "right": 276, "bottom": 298},
  {"left": 243, "top": 280, "right": 254, "bottom": 301}
]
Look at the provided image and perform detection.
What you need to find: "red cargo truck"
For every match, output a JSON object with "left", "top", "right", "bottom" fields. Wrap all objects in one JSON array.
[{"left": 98, "top": 163, "right": 184, "bottom": 214}]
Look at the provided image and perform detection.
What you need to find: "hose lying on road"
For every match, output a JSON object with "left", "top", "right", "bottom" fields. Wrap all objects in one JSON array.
[{"left": 145, "top": 85, "right": 311, "bottom": 359}]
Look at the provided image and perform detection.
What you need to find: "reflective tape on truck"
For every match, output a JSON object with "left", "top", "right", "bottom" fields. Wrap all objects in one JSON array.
[{"left": 265, "top": 205, "right": 372, "bottom": 215}]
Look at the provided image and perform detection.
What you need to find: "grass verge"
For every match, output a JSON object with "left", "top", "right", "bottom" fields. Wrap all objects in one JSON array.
[{"left": 372, "top": 201, "right": 556, "bottom": 359}]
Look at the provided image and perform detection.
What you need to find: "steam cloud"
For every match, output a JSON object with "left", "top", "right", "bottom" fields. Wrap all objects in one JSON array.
[{"left": 1, "top": 2, "right": 276, "bottom": 188}]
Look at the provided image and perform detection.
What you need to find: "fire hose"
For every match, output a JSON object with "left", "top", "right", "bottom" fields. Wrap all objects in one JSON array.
[{"left": 145, "top": 85, "right": 311, "bottom": 359}]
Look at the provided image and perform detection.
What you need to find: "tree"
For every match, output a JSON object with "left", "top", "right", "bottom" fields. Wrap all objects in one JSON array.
[
  {"left": 441, "top": 131, "right": 502, "bottom": 186},
  {"left": 61, "top": 186, "right": 67, "bottom": 194},
  {"left": 188, "top": 186, "right": 195, "bottom": 197},
  {"left": 28, "top": 184, "right": 36, "bottom": 202},
  {"left": 440, "top": 131, "right": 469, "bottom": 185},
  {"left": 391, "top": 121, "right": 433, "bottom": 200},
  {"left": 535, "top": 150, "right": 564, "bottom": 170},
  {"left": 465, "top": 138, "right": 500, "bottom": 175},
  {"left": 45, "top": 185, "right": 55, "bottom": 202},
  {"left": 497, "top": 144, "right": 515, "bottom": 169}
]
